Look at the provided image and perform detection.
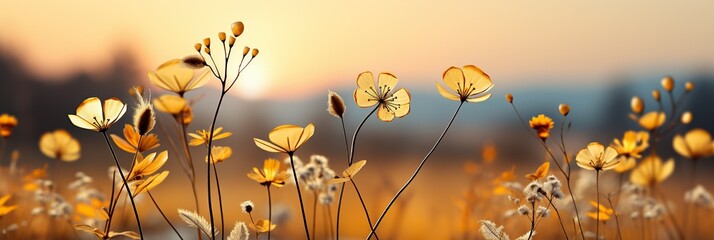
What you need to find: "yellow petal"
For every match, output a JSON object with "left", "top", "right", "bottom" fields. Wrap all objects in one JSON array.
[
  {"left": 685, "top": 129, "right": 713, "bottom": 158},
  {"left": 462, "top": 65, "right": 494, "bottom": 95},
  {"left": 344, "top": 160, "right": 367, "bottom": 178},
  {"left": 526, "top": 161, "right": 549, "bottom": 180},
  {"left": 111, "top": 134, "right": 136, "bottom": 153},
  {"left": 390, "top": 88, "right": 411, "bottom": 118},
  {"left": 254, "top": 138, "right": 285, "bottom": 153},
  {"left": 442, "top": 67, "right": 464, "bottom": 94},
  {"left": 466, "top": 93, "right": 492, "bottom": 103},
  {"left": 377, "top": 72, "right": 399, "bottom": 97},
  {"left": 356, "top": 71, "right": 376, "bottom": 91},
  {"left": 377, "top": 104, "right": 395, "bottom": 122},
  {"left": 185, "top": 69, "right": 212, "bottom": 91},
  {"left": 327, "top": 177, "right": 350, "bottom": 184},
  {"left": 153, "top": 95, "right": 187, "bottom": 115},
  {"left": 68, "top": 115, "right": 97, "bottom": 131},
  {"left": 76, "top": 97, "right": 103, "bottom": 120},
  {"left": 672, "top": 134, "right": 691, "bottom": 158},
  {"left": 436, "top": 82, "right": 460, "bottom": 101},
  {"left": 354, "top": 88, "right": 379, "bottom": 108},
  {"left": 133, "top": 171, "right": 169, "bottom": 197},
  {"left": 103, "top": 98, "right": 127, "bottom": 125},
  {"left": 657, "top": 158, "right": 675, "bottom": 183}
]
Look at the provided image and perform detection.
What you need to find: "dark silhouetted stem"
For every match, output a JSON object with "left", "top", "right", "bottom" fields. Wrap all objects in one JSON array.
[
  {"left": 367, "top": 101, "right": 463, "bottom": 239},
  {"left": 289, "top": 153, "right": 311, "bottom": 240},
  {"left": 267, "top": 185, "right": 272, "bottom": 240},
  {"left": 101, "top": 132, "right": 143, "bottom": 239},
  {"left": 148, "top": 191, "right": 184, "bottom": 240}
]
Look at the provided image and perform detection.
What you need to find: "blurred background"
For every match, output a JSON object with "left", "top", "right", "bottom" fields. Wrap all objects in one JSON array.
[{"left": 1, "top": 1, "right": 714, "bottom": 239}]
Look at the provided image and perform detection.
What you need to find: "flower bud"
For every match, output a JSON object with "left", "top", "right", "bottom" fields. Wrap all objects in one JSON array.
[
  {"left": 251, "top": 48, "right": 259, "bottom": 57},
  {"left": 505, "top": 93, "right": 513, "bottom": 103},
  {"left": 231, "top": 21, "right": 245, "bottom": 37},
  {"left": 631, "top": 96, "right": 644, "bottom": 114},
  {"left": 327, "top": 91, "right": 346, "bottom": 118},
  {"left": 228, "top": 36, "right": 236, "bottom": 47},
  {"left": 204, "top": 47, "right": 211, "bottom": 54},
  {"left": 681, "top": 111, "right": 692, "bottom": 124},
  {"left": 194, "top": 43, "right": 202, "bottom": 52},
  {"left": 661, "top": 76, "right": 674, "bottom": 92},
  {"left": 203, "top": 38, "right": 211, "bottom": 48},
  {"left": 558, "top": 104, "right": 570, "bottom": 116},
  {"left": 242, "top": 47, "right": 250, "bottom": 56},
  {"left": 218, "top": 32, "right": 226, "bottom": 42},
  {"left": 685, "top": 81, "right": 694, "bottom": 92},
  {"left": 652, "top": 90, "right": 661, "bottom": 102}
]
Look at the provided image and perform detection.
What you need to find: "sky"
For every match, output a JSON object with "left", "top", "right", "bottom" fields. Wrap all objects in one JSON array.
[{"left": 2, "top": 1, "right": 714, "bottom": 99}]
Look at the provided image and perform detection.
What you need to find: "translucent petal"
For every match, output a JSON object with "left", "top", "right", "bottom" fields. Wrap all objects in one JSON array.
[
  {"left": 436, "top": 82, "right": 460, "bottom": 101},
  {"left": 356, "top": 71, "right": 375, "bottom": 91},
  {"left": 685, "top": 129, "right": 713, "bottom": 157},
  {"left": 354, "top": 89, "right": 378, "bottom": 108},
  {"left": 390, "top": 88, "right": 411, "bottom": 118},
  {"left": 76, "top": 97, "right": 103, "bottom": 121},
  {"left": 103, "top": 98, "right": 126, "bottom": 125},
  {"left": 672, "top": 135, "right": 690, "bottom": 158},
  {"left": 462, "top": 65, "right": 494, "bottom": 95},
  {"left": 442, "top": 67, "right": 464, "bottom": 94},
  {"left": 254, "top": 138, "right": 285, "bottom": 153},
  {"left": 68, "top": 115, "right": 98, "bottom": 131},
  {"left": 186, "top": 69, "right": 212, "bottom": 91},
  {"left": 377, "top": 72, "right": 398, "bottom": 97},
  {"left": 268, "top": 125, "right": 303, "bottom": 151},
  {"left": 658, "top": 158, "right": 675, "bottom": 182},
  {"left": 377, "top": 104, "right": 395, "bottom": 122},
  {"left": 39, "top": 132, "right": 58, "bottom": 159},
  {"left": 466, "top": 93, "right": 492, "bottom": 103},
  {"left": 344, "top": 160, "right": 367, "bottom": 178}
]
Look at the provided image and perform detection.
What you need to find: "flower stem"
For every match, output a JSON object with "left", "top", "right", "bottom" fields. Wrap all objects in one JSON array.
[
  {"left": 312, "top": 192, "right": 318, "bottom": 239},
  {"left": 148, "top": 191, "right": 184, "bottom": 240},
  {"left": 606, "top": 194, "right": 623, "bottom": 240},
  {"left": 545, "top": 195, "right": 569, "bottom": 240},
  {"left": 350, "top": 178, "right": 377, "bottom": 238},
  {"left": 205, "top": 91, "right": 227, "bottom": 238},
  {"left": 596, "top": 171, "right": 600, "bottom": 240},
  {"left": 101, "top": 132, "right": 143, "bottom": 239},
  {"left": 267, "top": 185, "right": 272, "bottom": 240},
  {"left": 289, "top": 153, "right": 311, "bottom": 240},
  {"left": 337, "top": 106, "right": 378, "bottom": 239},
  {"left": 212, "top": 162, "right": 225, "bottom": 240},
  {"left": 367, "top": 101, "right": 464, "bottom": 239},
  {"left": 527, "top": 201, "right": 535, "bottom": 240}
]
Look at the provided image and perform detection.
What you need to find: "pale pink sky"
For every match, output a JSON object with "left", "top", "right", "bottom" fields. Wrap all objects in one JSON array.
[{"left": 2, "top": 1, "right": 714, "bottom": 99}]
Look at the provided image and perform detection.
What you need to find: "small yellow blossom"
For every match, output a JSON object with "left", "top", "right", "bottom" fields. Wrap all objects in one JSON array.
[
  {"left": 436, "top": 65, "right": 493, "bottom": 103},
  {"left": 630, "top": 154, "right": 674, "bottom": 187},
  {"left": 127, "top": 151, "right": 168, "bottom": 181},
  {"left": 68, "top": 97, "right": 127, "bottom": 132},
  {"left": 353, "top": 72, "right": 411, "bottom": 122},
  {"left": 189, "top": 127, "right": 232, "bottom": 146},
  {"left": 206, "top": 146, "right": 232, "bottom": 163},
  {"left": 637, "top": 111, "right": 665, "bottom": 131},
  {"left": 611, "top": 131, "right": 649, "bottom": 161},
  {"left": 247, "top": 158, "right": 288, "bottom": 188},
  {"left": 148, "top": 59, "right": 211, "bottom": 96},
  {"left": 249, "top": 220, "right": 276, "bottom": 233},
  {"left": 254, "top": 124, "right": 314, "bottom": 154},
  {"left": 576, "top": 142, "right": 619, "bottom": 171},
  {"left": 39, "top": 129, "right": 81, "bottom": 162},
  {"left": 673, "top": 128, "right": 714, "bottom": 160}
]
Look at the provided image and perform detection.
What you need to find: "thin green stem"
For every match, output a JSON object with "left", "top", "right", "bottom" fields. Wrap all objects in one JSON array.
[
  {"left": 289, "top": 153, "right": 311, "bottom": 240},
  {"left": 101, "top": 132, "right": 143, "bottom": 239},
  {"left": 367, "top": 101, "right": 464, "bottom": 239},
  {"left": 148, "top": 191, "right": 184, "bottom": 240}
]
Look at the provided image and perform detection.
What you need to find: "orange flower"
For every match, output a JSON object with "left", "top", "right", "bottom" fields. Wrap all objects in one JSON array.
[
  {"left": 189, "top": 127, "right": 232, "bottom": 146},
  {"left": 247, "top": 158, "right": 288, "bottom": 188},
  {"left": 529, "top": 114, "right": 554, "bottom": 141},
  {"left": 0, "top": 113, "right": 18, "bottom": 138},
  {"left": 110, "top": 124, "right": 160, "bottom": 153}
]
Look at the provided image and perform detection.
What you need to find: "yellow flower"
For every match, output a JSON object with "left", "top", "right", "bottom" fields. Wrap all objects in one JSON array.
[
  {"left": 525, "top": 162, "right": 549, "bottom": 181},
  {"left": 189, "top": 127, "right": 232, "bottom": 146},
  {"left": 249, "top": 220, "right": 276, "bottom": 233},
  {"left": 673, "top": 128, "right": 714, "bottom": 160},
  {"left": 611, "top": 131, "right": 649, "bottom": 160},
  {"left": 436, "top": 65, "right": 493, "bottom": 103},
  {"left": 153, "top": 95, "right": 187, "bottom": 115},
  {"left": 68, "top": 97, "right": 127, "bottom": 132},
  {"left": 630, "top": 154, "right": 674, "bottom": 187},
  {"left": 39, "top": 129, "right": 81, "bottom": 162},
  {"left": 254, "top": 124, "right": 315, "bottom": 154},
  {"left": 206, "top": 146, "right": 232, "bottom": 163},
  {"left": 637, "top": 111, "right": 665, "bottom": 131},
  {"left": 575, "top": 142, "right": 620, "bottom": 171},
  {"left": 247, "top": 158, "right": 288, "bottom": 188},
  {"left": 127, "top": 151, "right": 168, "bottom": 181},
  {"left": 613, "top": 157, "right": 636, "bottom": 173},
  {"left": 586, "top": 201, "right": 613, "bottom": 221},
  {"left": 0, "top": 195, "right": 17, "bottom": 217},
  {"left": 110, "top": 124, "right": 160, "bottom": 153},
  {"left": 353, "top": 72, "right": 411, "bottom": 122},
  {"left": 529, "top": 114, "right": 554, "bottom": 141},
  {"left": 0, "top": 113, "right": 18, "bottom": 138},
  {"left": 148, "top": 59, "right": 211, "bottom": 96}
]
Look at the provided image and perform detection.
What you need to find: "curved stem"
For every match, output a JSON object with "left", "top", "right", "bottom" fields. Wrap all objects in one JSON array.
[
  {"left": 101, "top": 132, "right": 143, "bottom": 239},
  {"left": 545, "top": 195, "right": 569, "bottom": 240},
  {"left": 337, "top": 107, "right": 378, "bottom": 239},
  {"left": 367, "top": 101, "right": 464, "bottom": 239},
  {"left": 205, "top": 91, "right": 227, "bottom": 238},
  {"left": 527, "top": 202, "right": 535, "bottom": 240},
  {"left": 350, "top": 179, "right": 378, "bottom": 239},
  {"left": 148, "top": 191, "right": 184, "bottom": 240},
  {"left": 212, "top": 162, "right": 225, "bottom": 240},
  {"left": 289, "top": 153, "right": 311, "bottom": 240}
]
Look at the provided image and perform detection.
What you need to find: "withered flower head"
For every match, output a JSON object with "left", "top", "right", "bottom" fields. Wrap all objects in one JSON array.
[{"left": 251, "top": 48, "right": 259, "bottom": 58}]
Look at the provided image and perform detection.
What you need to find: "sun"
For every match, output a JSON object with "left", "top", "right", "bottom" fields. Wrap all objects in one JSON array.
[{"left": 231, "top": 60, "right": 268, "bottom": 100}]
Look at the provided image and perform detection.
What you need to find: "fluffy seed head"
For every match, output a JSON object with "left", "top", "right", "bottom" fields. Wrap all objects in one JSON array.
[
  {"left": 240, "top": 200, "right": 254, "bottom": 213},
  {"left": 327, "top": 91, "right": 346, "bottom": 118}
]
